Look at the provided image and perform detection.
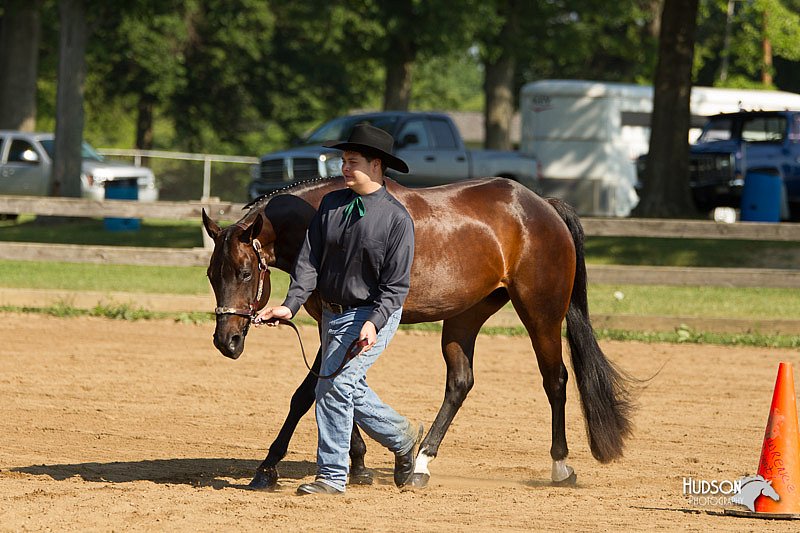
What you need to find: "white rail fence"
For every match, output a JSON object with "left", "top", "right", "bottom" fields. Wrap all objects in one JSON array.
[{"left": 97, "top": 148, "right": 258, "bottom": 200}]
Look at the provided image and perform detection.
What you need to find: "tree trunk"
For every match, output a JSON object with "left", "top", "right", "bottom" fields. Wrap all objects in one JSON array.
[
  {"left": 762, "top": 13, "right": 773, "bottom": 86},
  {"left": 0, "top": 0, "right": 41, "bottom": 131},
  {"left": 136, "top": 97, "right": 155, "bottom": 150},
  {"left": 483, "top": 52, "right": 515, "bottom": 150},
  {"left": 52, "top": 0, "right": 88, "bottom": 198},
  {"left": 382, "top": 34, "right": 414, "bottom": 111},
  {"left": 634, "top": 0, "right": 699, "bottom": 218}
]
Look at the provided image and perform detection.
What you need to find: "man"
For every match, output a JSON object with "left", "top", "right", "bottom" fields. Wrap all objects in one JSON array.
[{"left": 255, "top": 123, "right": 423, "bottom": 495}]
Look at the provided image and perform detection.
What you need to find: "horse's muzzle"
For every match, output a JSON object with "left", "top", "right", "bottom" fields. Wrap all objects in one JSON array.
[{"left": 213, "top": 330, "right": 245, "bottom": 359}]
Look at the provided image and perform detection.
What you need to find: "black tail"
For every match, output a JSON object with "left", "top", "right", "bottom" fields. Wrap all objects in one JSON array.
[{"left": 547, "top": 198, "right": 633, "bottom": 463}]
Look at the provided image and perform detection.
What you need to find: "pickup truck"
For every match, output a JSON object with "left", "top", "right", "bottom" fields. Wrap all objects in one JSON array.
[
  {"left": 688, "top": 110, "right": 800, "bottom": 220},
  {"left": 248, "top": 111, "right": 539, "bottom": 199},
  {"left": 0, "top": 130, "right": 158, "bottom": 204}
]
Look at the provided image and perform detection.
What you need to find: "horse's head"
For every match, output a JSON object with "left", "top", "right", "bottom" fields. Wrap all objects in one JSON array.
[
  {"left": 760, "top": 479, "right": 781, "bottom": 502},
  {"left": 202, "top": 209, "right": 276, "bottom": 359}
]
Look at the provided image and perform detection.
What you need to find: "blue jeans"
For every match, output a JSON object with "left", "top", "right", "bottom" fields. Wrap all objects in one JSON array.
[{"left": 314, "top": 306, "right": 416, "bottom": 491}]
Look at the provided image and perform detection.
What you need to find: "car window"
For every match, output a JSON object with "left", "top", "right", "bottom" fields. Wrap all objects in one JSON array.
[
  {"left": 742, "top": 116, "right": 785, "bottom": 143},
  {"left": 7, "top": 139, "right": 39, "bottom": 164},
  {"left": 791, "top": 115, "right": 800, "bottom": 143},
  {"left": 397, "top": 119, "right": 430, "bottom": 149},
  {"left": 38, "top": 139, "right": 104, "bottom": 161},
  {"left": 698, "top": 118, "right": 733, "bottom": 142},
  {"left": 429, "top": 118, "right": 458, "bottom": 149}
]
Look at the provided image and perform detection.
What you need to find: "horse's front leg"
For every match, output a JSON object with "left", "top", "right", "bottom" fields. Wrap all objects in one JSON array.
[{"left": 248, "top": 346, "right": 371, "bottom": 489}]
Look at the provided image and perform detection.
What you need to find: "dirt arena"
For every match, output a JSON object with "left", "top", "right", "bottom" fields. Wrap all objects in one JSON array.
[{"left": 1, "top": 312, "right": 798, "bottom": 532}]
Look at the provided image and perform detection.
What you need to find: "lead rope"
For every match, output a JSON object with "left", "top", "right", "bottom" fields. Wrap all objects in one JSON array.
[{"left": 268, "top": 318, "right": 366, "bottom": 380}]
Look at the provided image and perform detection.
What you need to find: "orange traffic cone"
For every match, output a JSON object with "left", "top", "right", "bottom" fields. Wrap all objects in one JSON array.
[{"left": 755, "top": 361, "right": 800, "bottom": 514}]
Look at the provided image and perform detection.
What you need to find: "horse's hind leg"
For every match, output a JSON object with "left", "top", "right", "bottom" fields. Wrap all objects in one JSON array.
[
  {"left": 410, "top": 291, "right": 508, "bottom": 488},
  {"left": 249, "top": 346, "right": 371, "bottom": 489},
  {"left": 508, "top": 287, "right": 576, "bottom": 486}
]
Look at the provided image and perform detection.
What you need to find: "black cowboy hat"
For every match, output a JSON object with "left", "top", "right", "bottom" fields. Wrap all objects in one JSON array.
[{"left": 323, "top": 123, "right": 409, "bottom": 174}]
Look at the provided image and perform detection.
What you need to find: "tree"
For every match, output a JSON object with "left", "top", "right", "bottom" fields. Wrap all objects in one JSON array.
[
  {"left": 694, "top": 0, "right": 800, "bottom": 90},
  {"left": 52, "top": 0, "right": 89, "bottom": 198},
  {"left": 479, "top": 0, "right": 661, "bottom": 149},
  {"left": 367, "top": 0, "right": 483, "bottom": 111},
  {"left": 89, "top": 0, "right": 188, "bottom": 151},
  {"left": 0, "top": 0, "right": 42, "bottom": 131},
  {"left": 634, "top": 0, "right": 699, "bottom": 218}
]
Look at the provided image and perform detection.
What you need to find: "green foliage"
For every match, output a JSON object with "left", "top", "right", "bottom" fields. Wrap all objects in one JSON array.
[
  {"left": 411, "top": 49, "right": 484, "bottom": 112},
  {"left": 23, "top": 0, "right": 800, "bottom": 156},
  {"left": 695, "top": 0, "right": 800, "bottom": 89}
]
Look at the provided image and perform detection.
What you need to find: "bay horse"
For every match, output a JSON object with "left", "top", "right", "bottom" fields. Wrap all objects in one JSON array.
[{"left": 202, "top": 176, "right": 632, "bottom": 490}]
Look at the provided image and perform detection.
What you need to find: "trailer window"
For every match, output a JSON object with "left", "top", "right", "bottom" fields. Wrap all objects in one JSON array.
[
  {"left": 790, "top": 115, "right": 800, "bottom": 143},
  {"left": 741, "top": 116, "right": 785, "bottom": 143}
]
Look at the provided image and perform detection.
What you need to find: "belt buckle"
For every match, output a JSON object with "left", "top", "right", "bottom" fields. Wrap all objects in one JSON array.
[{"left": 325, "top": 301, "right": 344, "bottom": 314}]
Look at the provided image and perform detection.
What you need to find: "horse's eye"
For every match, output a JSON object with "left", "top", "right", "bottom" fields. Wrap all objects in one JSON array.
[{"left": 241, "top": 271, "right": 252, "bottom": 281}]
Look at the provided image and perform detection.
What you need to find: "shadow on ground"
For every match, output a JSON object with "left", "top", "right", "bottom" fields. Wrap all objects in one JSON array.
[{"left": 12, "top": 458, "right": 317, "bottom": 490}]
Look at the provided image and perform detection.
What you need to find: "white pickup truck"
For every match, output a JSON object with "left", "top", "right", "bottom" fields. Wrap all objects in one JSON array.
[
  {"left": 0, "top": 130, "right": 158, "bottom": 203},
  {"left": 248, "top": 111, "right": 539, "bottom": 200}
]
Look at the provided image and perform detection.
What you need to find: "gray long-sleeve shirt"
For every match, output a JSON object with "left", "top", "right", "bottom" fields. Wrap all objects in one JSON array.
[{"left": 282, "top": 184, "right": 414, "bottom": 331}]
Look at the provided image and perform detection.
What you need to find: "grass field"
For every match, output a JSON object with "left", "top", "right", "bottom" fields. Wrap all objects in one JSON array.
[{"left": 1, "top": 216, "right": 798, "bottom": 322}]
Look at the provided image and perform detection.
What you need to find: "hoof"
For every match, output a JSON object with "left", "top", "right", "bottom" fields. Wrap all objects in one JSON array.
[
  {"left": 349, "top": 467, "right": 374, "bottom": 486},
  {"left": 551, "top": 471, "right": 577, "bottom": 487},
  {"left": 408, "top": 472, "right": 429, "bottom": 489},
  {"left": 247, "top": 467, "right": 279, "bottom": 491}
]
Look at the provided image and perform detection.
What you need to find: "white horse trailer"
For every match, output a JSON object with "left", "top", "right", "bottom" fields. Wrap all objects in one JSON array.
[{"left": 520, "top": 80, "right": 800, "bottom": 216}]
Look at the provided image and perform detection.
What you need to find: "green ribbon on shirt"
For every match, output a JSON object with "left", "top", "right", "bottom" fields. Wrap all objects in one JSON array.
[{"left": 344, "top": 195, "right": 365, "bottom": 218}]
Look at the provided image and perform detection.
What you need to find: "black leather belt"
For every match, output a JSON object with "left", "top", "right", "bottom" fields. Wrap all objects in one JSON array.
[{"left": 321, "top": 300, "right": 364, "bottom": 314}]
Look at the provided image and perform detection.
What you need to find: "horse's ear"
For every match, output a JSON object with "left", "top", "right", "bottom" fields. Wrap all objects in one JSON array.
[
  {"left": 202, "top": 209, "right": 222, "bottom": 240},
  {"left": 239, "top": 214, "right": 264, "bottom": 244}
]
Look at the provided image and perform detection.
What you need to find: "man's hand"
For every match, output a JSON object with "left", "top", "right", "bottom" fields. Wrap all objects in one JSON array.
[
  {"left": 358, "top": 320, "right": 377, "bottom": 354},
  {"left": 253, "top": 305, "right": 293, "bottom": 326}
]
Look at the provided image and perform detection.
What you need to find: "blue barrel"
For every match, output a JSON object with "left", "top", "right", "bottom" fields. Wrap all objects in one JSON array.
[
  {"left": 104, "top": 178, "right": 141, "bottom": 231},
  {"left": 740, "top": 169, "right": 782, "bottom": 223}
]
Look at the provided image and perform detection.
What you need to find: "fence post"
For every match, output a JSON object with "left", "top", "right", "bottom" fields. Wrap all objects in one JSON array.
[{"left": 202, "top": 156, "right": 212, "bottom": 200}]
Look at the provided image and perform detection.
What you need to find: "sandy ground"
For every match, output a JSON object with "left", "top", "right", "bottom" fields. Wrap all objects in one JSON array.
[{"left": 1, "top": 312, "right": 799, "bottom": 532}]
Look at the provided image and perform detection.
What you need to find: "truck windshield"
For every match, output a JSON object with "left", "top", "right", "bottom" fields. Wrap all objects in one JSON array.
[
  {"left": 697, "top": 118, "right": 733, "bottom": 142},
  {"left": 303, "top": 116, "right": 399, "bottom": 145},
  {"left": 39, "top": 140, "right": 105, "bottom": 161}
]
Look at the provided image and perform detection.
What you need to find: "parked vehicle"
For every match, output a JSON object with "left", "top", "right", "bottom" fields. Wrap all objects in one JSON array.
[
  {"left": 687, "top": 110, "right": 800, "bottom": 219},
  {"left": 248, "top": 111, "right": 539, "bottom": 200},
  {"left": 0, "top": 131, "right": 158, "bottom": 202},
  {"left": 520, "top": 79, "right": 800, "bottom": 216}
]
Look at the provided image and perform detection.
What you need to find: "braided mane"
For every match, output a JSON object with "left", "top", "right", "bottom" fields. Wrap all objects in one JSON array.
[{"left": 240, "top": 175, "right": 341, "bottom": 221}]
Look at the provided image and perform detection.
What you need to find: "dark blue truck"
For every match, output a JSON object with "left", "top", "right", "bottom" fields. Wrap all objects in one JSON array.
[{"left": 689, "top": 110, "right": 800, "bottom": 220}]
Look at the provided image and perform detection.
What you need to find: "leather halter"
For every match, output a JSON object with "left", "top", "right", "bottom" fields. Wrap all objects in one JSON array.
[{"left": 214, "top": 238, "right": 269, "bottom": 320}]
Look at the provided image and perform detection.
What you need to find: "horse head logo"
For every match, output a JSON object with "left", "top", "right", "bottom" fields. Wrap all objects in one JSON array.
[{"left": 730, "top": 475, "right": 780, "bottom": 512}]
